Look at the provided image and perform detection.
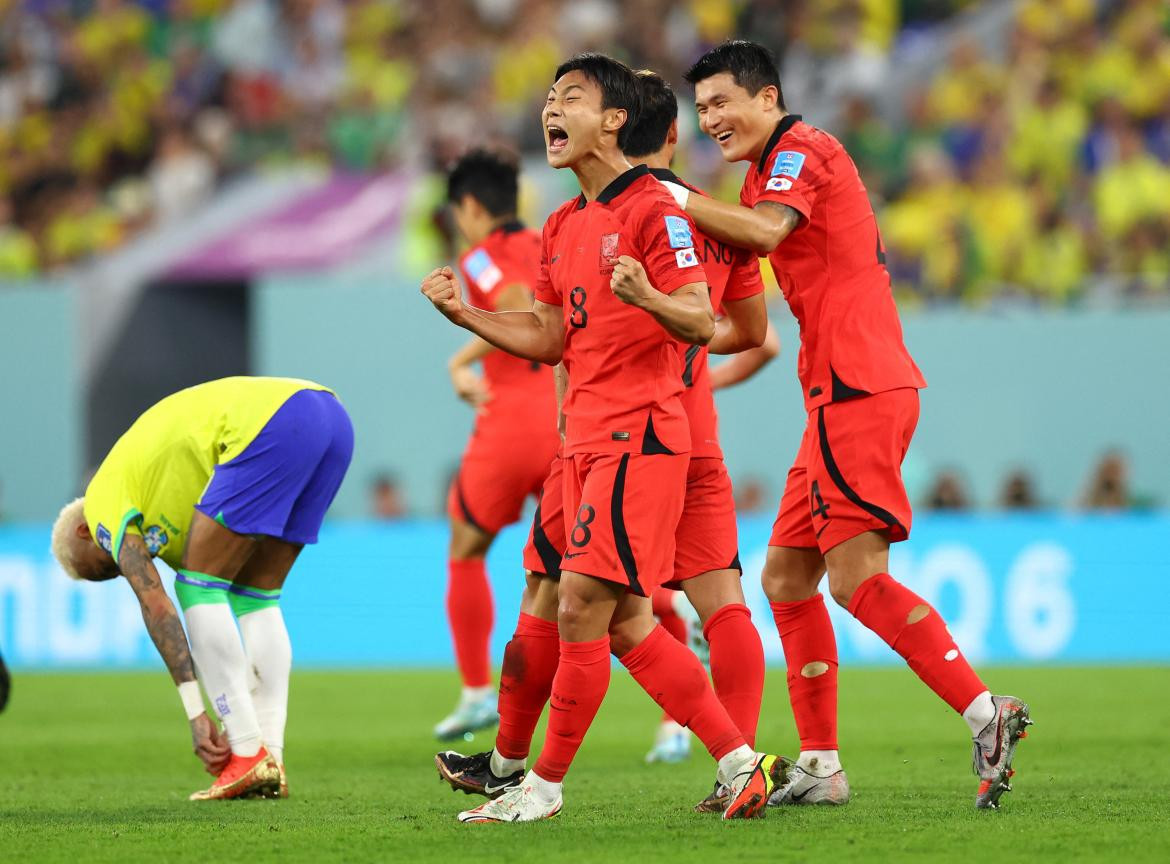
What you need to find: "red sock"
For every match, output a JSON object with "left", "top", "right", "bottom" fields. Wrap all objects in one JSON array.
[
  {"left": 651, "top": 589, "right": 688, "bottom": 723},
  {"left": 771, "top": 594, "right": 838, "bottom": 750},
  {"left": 446, "top": 558, "right": 493, "bottom": 688},
  {"left": 532, "top": 636, "right": 611, "bottom": 783},
  {"left": 619, "top": 625, "right": 745, "bottom": 761},
  {"left": 495, "top": 613, "right": 560, "bottom": 760},
  {"left": 848, "top": 573, "right": 986, "bottom": 713},
  {"left": 703, "top": 603, "right": 764, "bottom": 748}
]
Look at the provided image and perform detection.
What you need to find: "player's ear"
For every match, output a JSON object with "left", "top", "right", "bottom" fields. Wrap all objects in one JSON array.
[
  {"left": 667, "top": 118, "right": 679, "bottom": 148},
  {"left": 757, "top": 84, "right": 779, "bottom": 111},
  {"left": 603, "top": 107, "right": 628, "bottom": 138},
  {"left": 75, "top": 521, "right": 93, "bottom": 540}
]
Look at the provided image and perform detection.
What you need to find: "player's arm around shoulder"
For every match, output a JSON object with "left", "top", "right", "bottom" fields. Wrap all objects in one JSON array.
[{"left": 679, "top": 187, "right": 802, "bottom": 255}]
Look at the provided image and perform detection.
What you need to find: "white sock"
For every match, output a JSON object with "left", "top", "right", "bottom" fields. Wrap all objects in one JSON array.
[
  {"left": 525, "top": 770, "right": 562, "bottom": 803},
  {"left": 962, "top": 690, "right": 995, "bottom": 736},
  {"left": 716, "top": 744, "right": 756, "bottom": 786},
  {"left": 462, "top": 685, "right": 493, "bottom": 704},
  {"left": 490, "top": 749, "right": 525, "bottom": 776},
  {"left": 797, "top": 750, "right": 841, "bottom": 775},
  {"left": 184, "top": 603, "right": 262, "bottom": 757},
  {"left": 237, "top": 606, "right": 292, "bottom": 765}
]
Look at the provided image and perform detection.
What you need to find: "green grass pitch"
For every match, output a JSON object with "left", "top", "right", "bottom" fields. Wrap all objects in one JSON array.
[{"left": 1, "top": 666, "right": 1167, "bottom": 863}]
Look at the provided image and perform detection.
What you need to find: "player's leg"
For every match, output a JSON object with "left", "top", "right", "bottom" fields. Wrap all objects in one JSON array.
[
  {"left": 436, "top": 456, "right": 565, "bottom": 797},
  {"left": 643, "top": 587, "right": 692, "bottom": 764},
  {"left": 815, "top": 390, "right": 1030, "bottom": 809},
  {"left": 229, "top": 537, "right": 300, "bottom": 793},
  {"left": 179, "top": 512, "right": 265, "bottom": 760},
  {"left": 437, "top": 506, "right": 499, "bottom": 739}
]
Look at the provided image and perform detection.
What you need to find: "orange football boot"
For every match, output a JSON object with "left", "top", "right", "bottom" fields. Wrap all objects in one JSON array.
[{"left": 189, "top": 747, "right": 280, "bottom": 801}]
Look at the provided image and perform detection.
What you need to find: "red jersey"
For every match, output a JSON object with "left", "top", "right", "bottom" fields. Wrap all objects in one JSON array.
[
  {"left": 650, "top": 168, "right": 765, "bottom": 460},
  {"left": 458, "top": 221, "right": 557, "bottom": 443},
  {"left": 534, "top": 165, "right": 708, "bottom": 456},
  {"left": 741, "top": 115, "right": 926, "bottom": 412}
]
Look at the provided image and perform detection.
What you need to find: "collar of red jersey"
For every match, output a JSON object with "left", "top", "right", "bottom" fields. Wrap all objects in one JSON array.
[
  {"left": 757, "top": 113, "right": 803, "bottom": 173},
  {"left": 574, "top": 164, "right": 651, "bottom": 210}
]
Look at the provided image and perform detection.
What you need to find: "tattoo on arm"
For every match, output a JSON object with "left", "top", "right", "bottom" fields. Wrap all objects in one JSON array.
[
  {"left": 756, "top": 201, "right": 803, "bottom": 238},
  {"left": 120, "top": 536, "right": 197, "bottom": 685}
]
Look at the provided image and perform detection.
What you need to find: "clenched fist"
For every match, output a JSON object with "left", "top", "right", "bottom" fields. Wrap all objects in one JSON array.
[
  {"left": 421, "top": 267, "right": 466, "bottom": 322},
  {"left": 610, "top": 256, "right": 653, "bottom": 307}
]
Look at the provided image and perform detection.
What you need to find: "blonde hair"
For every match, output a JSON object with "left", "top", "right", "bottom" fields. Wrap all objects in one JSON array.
[{"left": 51, "top": 497, "right": 87, "bottom": 581}]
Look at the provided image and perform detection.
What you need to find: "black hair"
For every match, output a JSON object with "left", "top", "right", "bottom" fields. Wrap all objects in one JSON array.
[
  {"left": 553, "top": 52, "right": 641, "bottom": 149},
  {"left": 446, "top": 148, "right": 519, "bottom": 217},
  {"left": 684, "top": 40, "right": 785, "bottom": 109},
  {"left": 624, "top": 70, "right": 678, "bottom": 158}
]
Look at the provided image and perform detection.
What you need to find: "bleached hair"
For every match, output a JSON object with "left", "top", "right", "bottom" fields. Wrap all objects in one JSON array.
[{"left": 51, "top": 497, "right": 86, "bottom": 581}]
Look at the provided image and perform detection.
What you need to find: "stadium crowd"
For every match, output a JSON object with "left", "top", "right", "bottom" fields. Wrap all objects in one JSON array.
[{"left": 0, "top": 0, "right": 1165, "bottom": 304}]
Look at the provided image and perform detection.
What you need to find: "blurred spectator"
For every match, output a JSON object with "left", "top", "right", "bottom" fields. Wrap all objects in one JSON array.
[
  {"left": 998, "top": 470, "right": 1039, "bottom": 511},
  {"left": 1080, "top": 450, "right": 1132, "bottom": 511},
  {"left": 370, "top": 472, "right": 406, "bottom": 520},
  {"left": 0, "top": 196, "right": 37, "bottom": 278},
  {"left": 923, "top": 470, "right": 971, "bottom": 511},
  {"left": 733, "top": 475, "right": 769, "bottom": 515},
  {"left": 148, "top": 125, "right": 216, "bottom": 224}
]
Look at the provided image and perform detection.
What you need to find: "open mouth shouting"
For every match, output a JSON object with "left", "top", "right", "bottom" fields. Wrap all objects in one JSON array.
[{"left": 546, "top": 124, "right": 569, "bottom": 154}]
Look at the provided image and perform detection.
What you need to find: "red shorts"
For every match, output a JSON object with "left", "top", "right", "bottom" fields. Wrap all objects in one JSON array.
[
  {"left": 560, "top": 452, "right": 688, "bottom": 597},
  {"left": 770, "top": 388, "right": 920, "bottom": 554},
  {"left": 664, "top": 457, "right": 740, "bottom": 589},
  {"left": 447, "top": 431, "right": 559, "bottom": 535},
  {"left": 522, "top": 455, "right": 567, "bottom": 578}
]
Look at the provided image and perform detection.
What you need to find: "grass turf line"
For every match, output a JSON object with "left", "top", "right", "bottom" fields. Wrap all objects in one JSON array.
[{"left": 0, "top": 667, "right": 1167, "bottom": 863}]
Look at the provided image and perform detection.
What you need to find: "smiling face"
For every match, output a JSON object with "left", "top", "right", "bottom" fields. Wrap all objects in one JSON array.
[
  {"left": 694, "top": 72, "right": 781, "bottom": 164},
  {"left": 542, "top": 70, "right": 626, "bottom": 169}
]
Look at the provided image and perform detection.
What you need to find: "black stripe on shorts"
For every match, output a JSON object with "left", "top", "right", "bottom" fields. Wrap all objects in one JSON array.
[
  {"left": 530, "top": 499, "right": 563, "bottom": 581},
  {"left": 610, "top": 454, "right": 644, "bottom": 596},
  {"left": 816, "top": 406, "right": 904, "bottom": 534}
]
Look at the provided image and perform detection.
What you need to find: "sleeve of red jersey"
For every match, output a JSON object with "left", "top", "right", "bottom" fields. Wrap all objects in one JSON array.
[
  {"left": 532, "top": 218, "right": 561, "bottom": 306},
  {"left": 721, "top": 247, "right": 766, "bottom": 304},
  {"left": 751, "top": 145, "right": 826, "bottom": 223},
  {"left": 632, "top": 198, "right": 708, "bottom": 295}
]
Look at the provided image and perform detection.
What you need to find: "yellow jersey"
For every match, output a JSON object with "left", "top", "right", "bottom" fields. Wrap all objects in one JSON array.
[{"left": 84, "top": 377, "right": 331, "bottom": 568}]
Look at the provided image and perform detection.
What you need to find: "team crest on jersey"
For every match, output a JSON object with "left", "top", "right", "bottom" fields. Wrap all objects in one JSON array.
[
  {"left": 143, "top": 524, "right": 169, "bottom": 555},
  {"left": 664, "top": 215, "right": 693, "bottom": 249},
  {"left": 675, "top": 247, "right": 698, "bottom": 268},
  {"left": 771, "top": 150, "right": 806, "bottom": 179},
  {"left": 599, "top": 232, "right": 620, "bottom": 271},
  {"left": 96, "top": 524, "right": 112, "bottom": 553},
  {"left": 464, "top": 248, "right": 502, "bottom": 291}
]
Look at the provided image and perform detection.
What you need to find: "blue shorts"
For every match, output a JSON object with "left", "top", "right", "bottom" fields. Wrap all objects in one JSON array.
[{"left": 196, "top": 389, "right": 354, "bottom": 545}]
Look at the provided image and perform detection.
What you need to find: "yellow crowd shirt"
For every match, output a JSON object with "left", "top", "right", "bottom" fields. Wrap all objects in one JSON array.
[{"left": 84, "top": 377, "right": 331, "bottom": 569}]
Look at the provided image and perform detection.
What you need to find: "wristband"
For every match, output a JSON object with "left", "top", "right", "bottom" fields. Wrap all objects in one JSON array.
[
  {"left": 661, "top": 180, "right": 690, "bottom": 210},
  {"left": 178, "top": 680, "right": 204, "bottom": 720}
]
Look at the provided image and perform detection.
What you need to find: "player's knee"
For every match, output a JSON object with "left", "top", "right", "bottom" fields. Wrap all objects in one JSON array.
[
  {"left": 607, "top": 622, "right": 639, "bottom": 658},
  {"left": 448, "top": 519, "right": 493, "bottom": 559},
  {"left": 827, "top": 575, "right": 859, "bottom": 609}
]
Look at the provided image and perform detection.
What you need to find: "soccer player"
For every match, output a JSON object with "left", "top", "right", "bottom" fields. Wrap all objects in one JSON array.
[
  {"left": 435, "top": 149, "right": 559, "bottom": 740},
  {"left": 622, "top": 70, "right": 778, "bottom": 805},
  {"left": 50, "top": 377, "right": 353, "bottom": 800},
  {"left": 436, "top": 70, "right": 784, "bottom": 810},
  {"left": 421, "top": 53, "right": 781, "bottom": 823},
  {"left": 672, "top": 40, "right": 1031, "bottom": 810}
]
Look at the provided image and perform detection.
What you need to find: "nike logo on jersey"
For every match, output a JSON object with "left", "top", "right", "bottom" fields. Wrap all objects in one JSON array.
[{"left": 564, "top": 551, "right": 586, "bottom": 560}]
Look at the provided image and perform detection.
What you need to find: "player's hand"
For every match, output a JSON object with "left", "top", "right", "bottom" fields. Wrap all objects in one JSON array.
[
  {"left": 450, "top": 364, "right": 491, "bottom": 408},
  {"left": 189, "top": 711, "right": 231, "bottom": 775},
  {"left": 421, "top": 267, "right": 465, "bottom": 322},
  {"left": 610, "top": 256, "right": 654, "bottom": 308}
]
